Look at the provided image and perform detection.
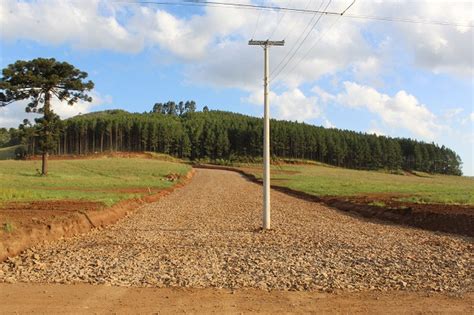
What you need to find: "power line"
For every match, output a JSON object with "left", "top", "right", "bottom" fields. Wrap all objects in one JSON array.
[
  {"left": 272, "top": 0, "right": 354, "bottom": 82},
  {"left": 194, "top": 1, "right": 473, "bottom": 28},
  {"left": 282, "top": 0, "right": 313, "bottom": 41},
  {"left": 345, "top": 13, "right": 472, "bottom": 28},
  {"left": 184, "top": 0, "right": 342, "bottom": 15},
  {"left": 268, "top": 0, "right": 290, "bottom": 39},
  {"left": 272, "top": 14, "right": 343, "bottom": 83},
  {"left": 271, "top": 0, "right": 332, "bottom": 79},
  {"left": 340, "top": 0, "right": 356, "bottom": 15},
  {"left": 120, "top": 0, "right": 346, "bottom": 15},
  {"left": 120, "top": 1, "right": 474, "bottom": 28},
  {"left": 271, "top": 0, "right": 326, "bottom": 76},
  {"left": 250, "top": 0, "right": 263, "bottom": 39},
  {"left": 252, "top": 0, "right": 273, "bottom": 40}
]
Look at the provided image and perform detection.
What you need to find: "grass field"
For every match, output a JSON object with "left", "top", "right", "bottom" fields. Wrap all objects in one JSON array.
[
  {"left": 0, "top": 157, "right": 191, "bottom": 206},
  {"left": 236, "top": 163, "right": 474, "bottom": 205},
  {"left": 1, "top": 156, "right": 472, "bottom": 207}
]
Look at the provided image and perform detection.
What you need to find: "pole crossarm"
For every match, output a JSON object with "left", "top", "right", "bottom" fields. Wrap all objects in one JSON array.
[{"left": 248, "top": 40, "right": 285, "bottom": 46}]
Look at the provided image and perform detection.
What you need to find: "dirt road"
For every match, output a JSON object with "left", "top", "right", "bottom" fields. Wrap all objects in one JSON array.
[
  {"left": 1, "top": 283, "right": 472, "bottom": 314},
  {"left": 1, "top": 169, "right": 472, "bottom": 312}
]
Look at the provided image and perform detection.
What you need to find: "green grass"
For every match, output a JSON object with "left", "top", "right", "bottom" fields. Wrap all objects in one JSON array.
[
  {"left": 237, "top": 163, "right": 474, "bottom": 206},
  {"left": 0, "top": 145, "right": 22, "bottom": 160},
  {"left": 0, "top": 157, "right": 191, "bottom": 206},
  {"left": 146, "top": 152, "right": 185, "bottom": 163},
  {"left": 368, "top": 201, "right": 387, "bottom": 207},
  {"left": 3, "top": 222, "right": 14, "bottom": 233}
]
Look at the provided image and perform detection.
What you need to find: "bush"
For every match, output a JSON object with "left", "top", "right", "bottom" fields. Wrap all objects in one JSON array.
[{"left": 14, "top": 146, "right": 27, "bottom": 160}]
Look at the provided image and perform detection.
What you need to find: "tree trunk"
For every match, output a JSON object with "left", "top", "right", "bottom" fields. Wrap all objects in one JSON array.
[
  {"left": 64, "top": 133, "right": 67, "bottom": 154},
  {"left": 109, "top": 127, "right": 113, "bottom": 152},
  {"left": 42, "top": 152, "right": 48, "bottom": 175},
  {"left": 78, "top": 131, "right": 81, "bottom": 155},
  {"left": 92, "top": 130, "right": 95, "bottom": 153},
  {"left": 84, "top": 129, "right": 88, "bottom": 155},
  {"left": 115, "top": 123, "right": 119, "bottom": 151},
  {"left": 41, "top": 92, "right": 51, "bottom": 176}
]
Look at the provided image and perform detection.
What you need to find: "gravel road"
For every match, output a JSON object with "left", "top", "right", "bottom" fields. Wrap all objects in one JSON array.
[{"left": 1, "top": 169, "right": 472, "bottom": 293}]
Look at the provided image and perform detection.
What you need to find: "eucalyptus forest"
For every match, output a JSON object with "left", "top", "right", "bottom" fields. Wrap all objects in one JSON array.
[{"left": 10, "top": 104, "right": 462, "bottom": 175}]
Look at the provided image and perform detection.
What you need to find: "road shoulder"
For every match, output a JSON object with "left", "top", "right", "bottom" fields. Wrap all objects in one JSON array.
[{"left": 0, "top": 283, "right": 472, "bottom": 314}]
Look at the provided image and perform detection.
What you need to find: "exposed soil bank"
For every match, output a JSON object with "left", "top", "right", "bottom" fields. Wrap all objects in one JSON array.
[
  {"left": 194, "top": 164, "right": 474, "bottom": 237},
  {"left": 0, "top": 169, "right": 195, "bottom": 262},
  {"left": 1, "top": 283, "right": 472, "bottom": 314}
]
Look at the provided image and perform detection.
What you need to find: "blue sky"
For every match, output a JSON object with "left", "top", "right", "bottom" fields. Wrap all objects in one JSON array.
[{"left": 1, "top": 0, "right": 473, "bottom": 174}]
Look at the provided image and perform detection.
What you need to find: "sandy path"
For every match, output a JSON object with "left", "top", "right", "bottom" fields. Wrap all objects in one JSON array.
[{"left": 0, "top": 168, "right": 472, "bottom": 311}]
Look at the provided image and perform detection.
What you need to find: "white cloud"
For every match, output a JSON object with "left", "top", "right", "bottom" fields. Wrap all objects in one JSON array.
[
  {"left": 1, "top": 0, "right": 471, "bottom": 84},
  {"left": 0, "top": 0, "right": 142, "bottom": 53},
  {"left": 0, "top": 0, "right": 373, "bottom": 88},
  {"left": 0, "top": 0, "right": 249, "bottom": 59},
  {"left": 0, "top": 91, "right": 110, "bottom": 128},
  {"left": 187, "top": 38, "right": 262, "bottom": 90},
  {"left": 272, "top": 88, "right": 321, "bottom": 121},
  {"left": 367, "top": 128, "right": 385, "bottom": 136},
  {"left": 352, "top": 56, "right": 384, "bottom": 86},
  {"left": 327, "top": 81, "right": 444, "bottom": 140},
  {"left": 462, "top": 112, "right": 474, "bottom": 125},
  {"left": 322, "top": 118, "right": 335, "bottom": 128},
  {"left": 443, "top": 107, "right": 464, "bottom": 119},
  {"left": 312, "top": 86, "right": 335, "bottom": 103},
  {"left": 128, "top": 5, "right": 247, "bottom": 60},
  {"left": 367, "top": 120, "right": 386, "bottom": 136},
  {"left": 245, "top": 87, "right": 321, "bottom": 122},
  {"left": 351, "top": 1, "right": 474, "bottom": 78}
]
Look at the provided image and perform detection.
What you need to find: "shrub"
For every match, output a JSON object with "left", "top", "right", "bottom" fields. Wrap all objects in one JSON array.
[{"left": 14, "top": 146, "right": 27, "bottom": 160}]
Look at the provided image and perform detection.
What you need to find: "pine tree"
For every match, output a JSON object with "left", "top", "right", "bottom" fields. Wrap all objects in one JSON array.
[{"left": 0, "top": 58, "right": 93, "bottom": 175}]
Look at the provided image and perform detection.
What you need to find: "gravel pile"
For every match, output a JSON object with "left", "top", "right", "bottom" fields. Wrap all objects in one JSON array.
[{"left": 1, "top": 169, "right": 472, "bottom": 293}]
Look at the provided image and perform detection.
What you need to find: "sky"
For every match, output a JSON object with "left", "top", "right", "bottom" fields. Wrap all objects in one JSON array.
[{"left": 0, "top": 0, "right": 473, "bottom": 174}]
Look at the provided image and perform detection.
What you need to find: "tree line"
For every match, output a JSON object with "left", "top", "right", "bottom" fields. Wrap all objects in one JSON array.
[
  {"left": 0, "top": 127, "right": 21, "bottom": 147},
  {"left": 14, "top": 107, "right": 463, "bottom": 175}
]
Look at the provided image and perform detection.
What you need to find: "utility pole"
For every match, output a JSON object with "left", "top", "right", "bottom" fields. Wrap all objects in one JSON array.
[{"left": 249, "top": 39, "right": 284, "bottom": 230}]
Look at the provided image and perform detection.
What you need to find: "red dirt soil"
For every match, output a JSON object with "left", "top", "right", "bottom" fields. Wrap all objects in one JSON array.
[
  {"left": 321, "top": 196, "right": 473, "bottom": 237},
  {"left": 1, "top": 283, "right": 472, "bottom": 314},
  {"left": 38, "top": 186, "right": 170, "bottom": 194},
  {"left": 346, "top": 193, "right": 473, "bottom": 216},
  {"left": 1, "top": 200, "right": 103, "bottom": 212},
  {"left": 1, "top": 200, "right": 105, "bottom": 239}
]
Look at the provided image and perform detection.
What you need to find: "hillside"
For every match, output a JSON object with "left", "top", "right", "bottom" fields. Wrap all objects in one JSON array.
[{"left": 15, "top": 109, "right": 462, "bottom": 175}]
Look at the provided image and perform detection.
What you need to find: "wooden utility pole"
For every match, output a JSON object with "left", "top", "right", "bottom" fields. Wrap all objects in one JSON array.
[{"left": 248, "top": 39, "right": 284, "bottom": 230}]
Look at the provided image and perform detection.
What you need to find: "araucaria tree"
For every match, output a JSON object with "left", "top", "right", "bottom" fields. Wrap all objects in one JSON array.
[{"left": 0, "top": 58, "right": 94, "bottom": 175}]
